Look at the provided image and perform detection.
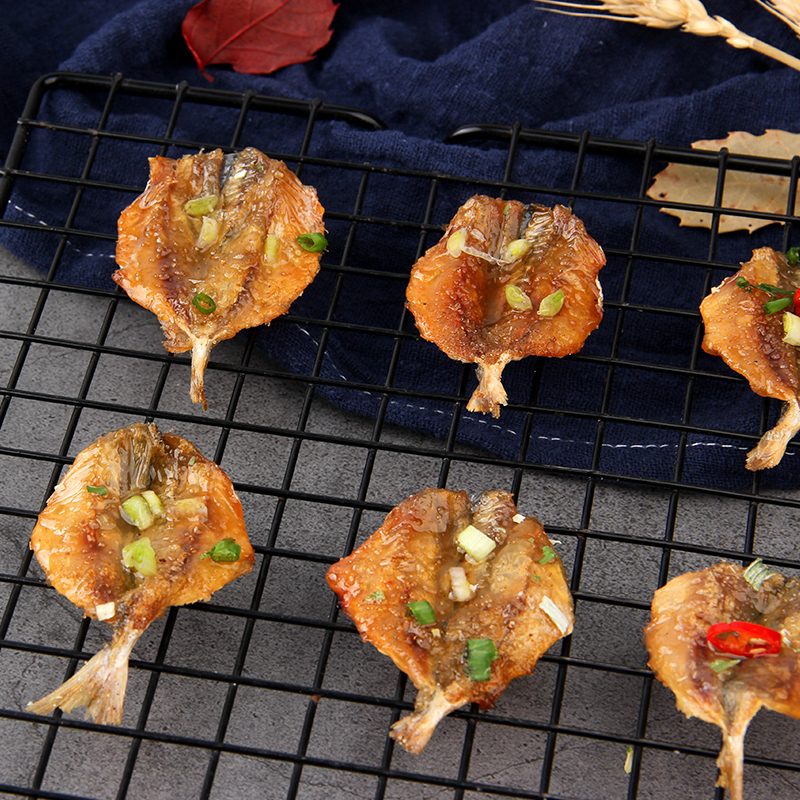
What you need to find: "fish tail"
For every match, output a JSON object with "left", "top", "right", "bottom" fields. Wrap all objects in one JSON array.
[
  {"left": 467, "top": 360, "right": 509, "bottom": 418},
  {"left": 27, "top": 627, "right": 140, "bottom": 726},
  {"left": 389, "top": 688, "right": 463, "bottom": 754},
  {"left": 189, "top": 337, "right": 212, "bottom": 411}
]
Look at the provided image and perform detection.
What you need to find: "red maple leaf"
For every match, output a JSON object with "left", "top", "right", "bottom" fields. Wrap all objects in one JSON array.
[{"left": 182, "top": 0, "right": 338, "bottom": 81}]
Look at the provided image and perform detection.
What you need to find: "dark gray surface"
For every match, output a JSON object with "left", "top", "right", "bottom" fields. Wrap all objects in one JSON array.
[{"left": 2, "top": 243, "right": 800, "bottom": 800}]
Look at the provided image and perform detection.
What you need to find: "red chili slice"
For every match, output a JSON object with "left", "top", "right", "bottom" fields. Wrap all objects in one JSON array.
[
  {"left": 794, "top": 287, "right": 800, "bottom": 317},
  {"left": 707, "top": 621, "right": 781, "bottom": 658}
]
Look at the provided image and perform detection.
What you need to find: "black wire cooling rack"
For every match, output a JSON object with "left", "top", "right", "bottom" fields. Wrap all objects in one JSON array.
[{"left": 2, "top": 72, "right": 800, "bottom": 800}]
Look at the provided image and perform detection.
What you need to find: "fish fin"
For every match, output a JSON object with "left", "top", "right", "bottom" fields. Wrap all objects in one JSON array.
[
  {"left": 189, "top": 337, "right": 212, "bottom": 411},
  {"left": 27, "top": 628, "right": 140, "bottom": 726},
  {"left": 467, "top": 360, "right": 508, "bottom": 418},
  {"left": 389, "top": 688, "right": 464, "bottom": 754},
  {"left": 746, "top": 395, "right": 800, "bottom": 470},
  {"left": 716, "top": 729, "right": 746, "bottom": 800}
]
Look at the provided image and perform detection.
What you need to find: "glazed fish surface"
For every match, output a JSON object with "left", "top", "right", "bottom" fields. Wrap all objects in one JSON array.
[
  {"left": 700, "top": 247, "right": 800, "bottom": 470},
  {"left": 644, "top": 561, "right": 800, "bottom": 800},
  {"left": 114, "top": 147, "right": 325, "bottom": 409},
  {"left": 326, "top": 488, "right": 574, "bottom": 754},
  {"left": 27, "top": 423, "right": 254, "bottom": 724},
  {"left": 406, "top": 196, "right": 605, "bottom": 417}
]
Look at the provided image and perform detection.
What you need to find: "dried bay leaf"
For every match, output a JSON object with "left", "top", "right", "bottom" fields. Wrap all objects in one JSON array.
[{"left": 647, "top": 129, "right": 800, "bottom": 233}]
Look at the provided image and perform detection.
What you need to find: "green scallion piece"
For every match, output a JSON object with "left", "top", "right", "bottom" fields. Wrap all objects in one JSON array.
[
  {"left": 365, "top": 590, "right": 385, "bottom": 603},
  {"left": 456, "top": 524, "right": 496, "bottom": 563},
  {"left": 538, "top": 545, "right": 557, "bottom": 565},
  {"left": 296, "top": 232, "right": 328, "bottom": 252},
  {"left": 505, "top": 284, "right": 533, "bottom": 311},
  {"left": 764, "top": 296, "right": 792, "bottom": 314},
  {"left": 201, "top": 537, "right": 241, "bottom": 562},
  {"left": 196, "top": 215, "right": 219, "bottom": 249},
  {"left": 86, "top": 485, "right": 108, "bottom": 496},
  {"left": 467, "top": 638, "right": 499, "bottom": 681},
  {"left": 264, "top": 234, "right": 281, "bottom": 262},
  {"left": 538, "top": 288, "right": 565, "bottom": 317},
  {"left": 122, "top": 494, "right": 155, "bottom": 531},
  {"left": 787, "top": 247, "right": 800, "bottom": 266},
  {"left": 192, "top": 292, "right": 216, "bottom": 314},
  {"left": 503, "top": 238, "right": 530, "bottom": 262},
  {"left": 709, "top": 658, "right": 741, "bottom": 673},
  {"left": 141, "top": 490, "right": 164, "bottom": 516},
  {"left": 183, "top": 195, "right": 218, "bottom": 217},
  {"left": 121, "top": 536, "right": 158, "bottom": 577},
  {"left": 406, "top": 600, "right": 437, "bottom": 626},
  {"left": 784, "top": 311, "right": 800, "bottom": 346},
  {"left": 743, "top": 558, "right": 775, "bottom": 591},
  {"left": 624, "top": 745, "right": 634, "bottom": 774}
]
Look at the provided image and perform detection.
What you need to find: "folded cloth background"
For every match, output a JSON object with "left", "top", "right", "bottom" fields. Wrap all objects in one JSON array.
[{"left": 2, "top": 0, "right": 800, "bottom": 489}]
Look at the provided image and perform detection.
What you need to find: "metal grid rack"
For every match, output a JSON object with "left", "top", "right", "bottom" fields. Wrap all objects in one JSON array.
[{"left": 1, "top": 72, "right": 800, "bottom": 800}]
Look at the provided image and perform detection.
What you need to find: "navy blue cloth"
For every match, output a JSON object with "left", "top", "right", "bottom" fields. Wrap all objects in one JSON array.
[{"left": 2, "top": 0, "right": 800, "bottom": 489}]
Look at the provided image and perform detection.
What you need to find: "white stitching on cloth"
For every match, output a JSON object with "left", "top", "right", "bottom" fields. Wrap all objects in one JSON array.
[
  {"left": 11, "top": 203, "right": 115, "bottom": 259},
  {"left": 294, "top": 327, "right": 780, "bottom": 454}
]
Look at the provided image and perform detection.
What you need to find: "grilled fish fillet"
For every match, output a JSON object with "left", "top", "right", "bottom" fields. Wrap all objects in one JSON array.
[
  {"left": 326, "top": 488, "right": 573, "bottom": 753},
  {"left": 114, "top": 147, "right": 325, "bottom": 409},
  {"left": 27, "top": 423, "right": 254, "bottom": 724},
  {"left": 700, "top": 247, "right": 800, "bottom": 470},
  {"left": 644, "top": 562, "right": 800, "bottom": 800},
  {"left": 406, "top": 196, "right": 605, "bottom": 416}
]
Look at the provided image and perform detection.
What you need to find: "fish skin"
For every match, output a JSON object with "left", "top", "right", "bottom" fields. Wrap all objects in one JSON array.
[
  {"left": 644, "top": 562, "right": 800, "bottom": 800},
  {"left": 114, "top": 147, "right": 325, "bottom": 410},
  {"left": 406, "top": 196, "right": 605, "bottom": 417},
  {"left": 700, "top": 247, "right": 800, "bottom": 470},
  {"left": 27, "top": 423, "right": 254, "bottom": 725},
  {"left": 326, "top": 488, "right": 573, "bottom": 753}
]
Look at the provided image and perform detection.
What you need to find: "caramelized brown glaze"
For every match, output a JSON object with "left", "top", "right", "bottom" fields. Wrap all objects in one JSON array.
[
  {"left": 700, "top": 247, "right": 800, "bottom": 469},
  {"left": 326, "top": 488, "right": 573, "bottom": 753},
  {"left": 644, "top": 562, "right": 800, "bottom": 800},
  {"left": 114, "top": 147, "right": 325, "bottom": 409},
  {"left": 27, "top": 423, "right": 254, "bottom": 724},
  {"left": 406, "top": 196, "right": 605, "bottom": 416}
]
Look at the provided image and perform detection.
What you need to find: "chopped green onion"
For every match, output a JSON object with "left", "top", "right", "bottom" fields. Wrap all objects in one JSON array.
[
  {"left": 197, "top": 215, "right": 219, "bottom": 249},
  {"left": 95, "top": 601, "right": 116, "bottom": 621},
  {"left": 456, "top": 524, "right": 496, "bottom": 563},
  {"left": 183, "top": 195, "right": 218, "bottom": 217},
  {"left": 539, "top": 595, "right": 571, "bottom": 635},
  {"left": 537, "top": 289, "right": 565, "bottom": 317},
  {"left": 192, "top": 292, "right": 216, "bottom": 314},
  {"left": 466, "top": 638, "right": 499, "bottom": 681},
  {"left": 503, "top": 238, "right": 530, "bottom": 262},
  {"left": 735, "top": 276, "right": 793, "bottom": 299},
  {"left": 743, "top": 558, "right": 775, "bottom": 591},
  {"left": 264, "top": 234, "right": 281, "bottom": 262},
  {"left": 709, "top": 658, "right": 741, "bottom": 673},
  {"left": 532, "top": 574, "right": 541, "bottom": 582},
  {"left": 122, "top": 536, "right": 158, "bottom": 577},
  {"left": 784, "top": 311, "right": 800, "bottom": 346},
  {"left": 365, "top": 589, "right": 385, "bottom": 603},
  {"left": 447, "top": 229, "right": 467, "bottom": 258},
  {"left": 624, "top": 745, "right": 634, "bottom": 774},
  {"left": 201, "top": 537, "right": 241, "bottom": 562},
  {"left": 188, "top": 456, "right": 196, "bottom": 466},
  {"left": 296, "top": 232, "right": 327, "bottom": 252},
  {"left": 764, "top": 296, "right": 792, "bottom": 314},
  {"left": 86, "top": 485, "right": 108, "bottom": 496},
  {"left": 141, "top": 490, "right": 164, "bottom": 516},
  {"left": 787, "top": 247, "right": 800, "bottom": 266},
  {"left": 172, "top": 498, "right": 208, "bottom": 518},
  {"left": 448, "top": 566, "right": 475, "bottom": 602},
  {"left": 538, "top": 545, "right": 557, "bottom": 565},
  {"left": 406, "top": 600, "right": 437, "bottom": 626},
  {"left": 121, "top": 494, "right": 155, "bottom": 531},
  {"left": 505, "top": 284, "right": 533, "bottom": 311}
]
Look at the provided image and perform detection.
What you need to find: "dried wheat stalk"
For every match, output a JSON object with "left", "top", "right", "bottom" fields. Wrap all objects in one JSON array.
[
  {"left": 757, "top": 0, "right": 800, "bottom": 37},
  {"left": 534, "top": 0, "right": 800, "bottom": 73}
]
